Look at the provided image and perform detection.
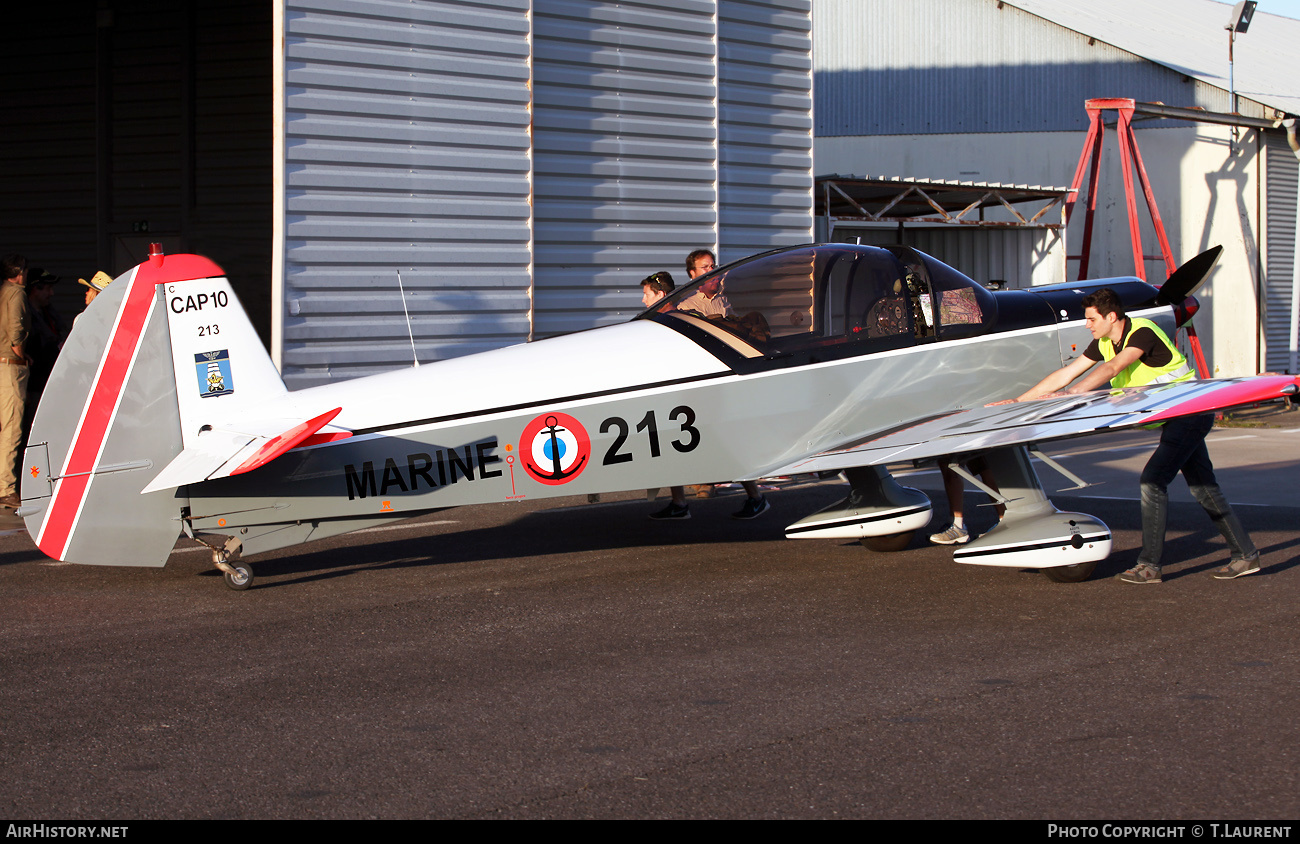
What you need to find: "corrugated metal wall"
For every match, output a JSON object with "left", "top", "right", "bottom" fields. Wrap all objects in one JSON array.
[
  {"left": 812, "top": 0, "right": 1237, "bottom": 137},
  {"left": 280, "top": 0, "right": 535, "bottom": 387},
  {"left": 531, "top": 0, "right": 720, "bottom": 337},
  {"left": 529, "top": 0, "right": 812, "bottom": 335},
  {"left": 718, "top": 0, "right": 814, "bottom": 262},
  {"left": 280, "top": 0, "right": 813, "bottom": 387},
  {"left": 838, "top": 226, "right": 1061, "bottom": 289},
  {"left": 1263, "top": 131, "right": 1299, "bottom": 373}
]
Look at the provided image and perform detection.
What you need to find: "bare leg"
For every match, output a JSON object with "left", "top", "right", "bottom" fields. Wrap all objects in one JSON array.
[
  {"left": 940, "top": 463, "right": 965, "bottom": 527},
  {"left": 939, "top": 463, "right": 1004, "bottom": 525},
  {"left": 980, "top": 471, "right": 1006, "bottom": 520},
  {"left": 930, "top": 463, "right": 970, "bottom": 544}
]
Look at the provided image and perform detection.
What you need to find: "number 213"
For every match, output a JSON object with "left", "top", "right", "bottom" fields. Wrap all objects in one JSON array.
[{"left": 600, "top": 405, "right": 700, "bottom": 465}]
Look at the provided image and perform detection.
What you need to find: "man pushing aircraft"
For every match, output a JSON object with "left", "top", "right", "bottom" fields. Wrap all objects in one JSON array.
[{"left": 1003, "top": 288, "right": 1260, "bottom": 583}]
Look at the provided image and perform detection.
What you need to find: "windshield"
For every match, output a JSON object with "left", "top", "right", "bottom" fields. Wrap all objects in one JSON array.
[{"left": 639, "top": 244, "right": 994, "bottom": 359}]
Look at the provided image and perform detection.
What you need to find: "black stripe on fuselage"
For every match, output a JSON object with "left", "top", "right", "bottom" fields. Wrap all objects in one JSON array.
[
  {"left": 347, "top": 371, "right": 732, "bottom": 438},
  {"left": 952, "top": 533, "right": 1111, "bottom": 558},
  {"left": 784, "top": 505, "right": 932, "bottom": 535}
]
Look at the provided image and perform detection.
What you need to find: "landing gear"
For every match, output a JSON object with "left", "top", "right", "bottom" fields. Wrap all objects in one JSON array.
[
  {"left": 221, "top": 560, "right": 254, "bottom": 590},
  {"left": 859, "top": 531, "right": 916, "bottom": 552},
  {"left": 209, "top": 536, "right": 253, "bottom": 591},
  {"left": 1042, "top": 560, "right": 1098, "bottom": 583},
  {"left": 785, "top": 466, "right": 932, "bottom": 546},
  {"left": 951, "top": 448, "right": 1111, "bottom": 580}
]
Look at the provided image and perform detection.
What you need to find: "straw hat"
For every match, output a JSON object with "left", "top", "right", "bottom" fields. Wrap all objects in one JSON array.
[{"left": 78, "top": 271, "right": 113, "bottom": 292}]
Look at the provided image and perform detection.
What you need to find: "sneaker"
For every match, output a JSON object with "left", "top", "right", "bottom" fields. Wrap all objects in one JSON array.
[
  {"left": 649, "top": 503, "right": 690, "bottom": 520},
  {"left": 929, "top": 524, "right": 970, "bottom": 545},
  {"left": 1211, "top": 552, "right": 1261, "bottom": 580},
  {"left": 1117, "top": 562, "right": 1162, "bottom": 584},
  {"left": 732, "top": 495, "right": 771, "bottom": 520}
]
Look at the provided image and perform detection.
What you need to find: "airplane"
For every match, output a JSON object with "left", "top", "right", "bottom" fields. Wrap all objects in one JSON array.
[{"left": 17, "top": 242, "right": 1297, "bottom": 590}]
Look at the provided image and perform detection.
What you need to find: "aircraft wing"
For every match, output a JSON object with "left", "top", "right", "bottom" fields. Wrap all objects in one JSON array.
[
  {"left": 770, "top": 375, "right": 1299, "bottom": 475},
  {"left": 141, "top": 408, "right": 345, "bottom": 494}
]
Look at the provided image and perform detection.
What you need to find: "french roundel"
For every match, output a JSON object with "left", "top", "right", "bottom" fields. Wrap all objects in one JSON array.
[{"left": 520, "top": 412, "right": 591, "bottom": 485}]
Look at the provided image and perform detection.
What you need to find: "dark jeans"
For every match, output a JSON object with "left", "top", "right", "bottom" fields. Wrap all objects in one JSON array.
[{"left": 1137, "top": 413, "right": 1256, "bottom": 567}]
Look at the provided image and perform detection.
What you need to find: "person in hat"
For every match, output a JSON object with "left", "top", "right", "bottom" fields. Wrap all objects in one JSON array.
[
  {"left": 72, "top": 270, "right": 112, "bottom": 331},
  {"left": 79, "top": 270, "right": 112, "bottom": 308}
]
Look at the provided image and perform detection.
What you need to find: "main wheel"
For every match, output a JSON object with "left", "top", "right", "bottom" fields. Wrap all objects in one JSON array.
[
  {"left": 1042, "top": 560, "right": 1097, "bottom": 583},
  {"left": 859, "top": 530, "right": 915, "bottom": 552},
  {"left": 223, "top": 562, "right": 254, "bottom": 591}
]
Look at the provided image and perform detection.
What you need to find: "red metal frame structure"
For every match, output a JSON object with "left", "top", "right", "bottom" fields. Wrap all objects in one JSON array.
[{"left": 1063, "top": 98, "right": 1209, "bottom": 377}]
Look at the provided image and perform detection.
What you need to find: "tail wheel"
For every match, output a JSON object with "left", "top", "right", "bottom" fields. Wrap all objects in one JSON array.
[
  {"left": 859, "top": 531, "right": 915, "bottom": 552},
  {"left": 223, "top": 562, "right": 254, "bottom": 591}
]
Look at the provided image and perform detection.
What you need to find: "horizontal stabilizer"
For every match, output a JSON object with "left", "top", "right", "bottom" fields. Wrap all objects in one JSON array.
[{"left": 142, "top": 408, "right": 344, "bottom": 493}]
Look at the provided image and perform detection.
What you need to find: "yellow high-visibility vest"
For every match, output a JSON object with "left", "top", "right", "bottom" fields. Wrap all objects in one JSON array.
[{"left": 1098, "top": 317, "right": 1194, "bottom": 388}]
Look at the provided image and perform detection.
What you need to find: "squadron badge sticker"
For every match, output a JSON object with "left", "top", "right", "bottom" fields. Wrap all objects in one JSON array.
[
  {"left": 520, "top": 412, "right": 590, "bottom": 485},
  {"left": 195, "top": 350, "right": 234, "bottom": 398}
]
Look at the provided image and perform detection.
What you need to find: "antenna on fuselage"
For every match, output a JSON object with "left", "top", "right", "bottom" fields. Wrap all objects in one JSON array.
[{"left": 396, "top": 269, "right": 420, "bottom": 368}]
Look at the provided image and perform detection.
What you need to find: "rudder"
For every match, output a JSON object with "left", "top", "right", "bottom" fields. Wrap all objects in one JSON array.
[{"left": 21, "top": 247, "right": 282, "bottom": 567}]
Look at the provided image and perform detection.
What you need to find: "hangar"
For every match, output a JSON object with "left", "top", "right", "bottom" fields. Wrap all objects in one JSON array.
[
  {"left": 8, "top": 0, "right": 1297, "bottom": 382},
  {"left": 812, "top": 0, "right": 1300, "bottom": 377},
  {"left": 2, "top": 0, "right": 813, "bottom": 388}
]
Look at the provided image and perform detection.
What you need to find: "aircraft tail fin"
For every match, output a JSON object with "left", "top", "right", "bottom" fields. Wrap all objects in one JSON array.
[{"left": 20, "top": 246, "right": 286, "bottom": 567}]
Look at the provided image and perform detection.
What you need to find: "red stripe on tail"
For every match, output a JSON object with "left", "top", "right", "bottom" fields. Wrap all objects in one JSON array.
[{"left": 37, "top": 254, "right": 225, "bottom": 560}]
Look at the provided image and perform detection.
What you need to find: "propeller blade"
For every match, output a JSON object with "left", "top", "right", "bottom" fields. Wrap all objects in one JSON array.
[{"left": 1155, "top": 245, "right": 1222, "bottom": 306}]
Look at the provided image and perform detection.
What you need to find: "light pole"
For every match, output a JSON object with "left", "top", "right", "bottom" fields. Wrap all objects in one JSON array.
[{"left": 1225, "top": 1, "right": 1257, "bottom": 151}]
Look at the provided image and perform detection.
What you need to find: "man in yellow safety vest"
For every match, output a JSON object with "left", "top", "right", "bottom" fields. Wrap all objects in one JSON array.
[{"left": 1009, "top": 288, "right": 1259, "bottom": 583}]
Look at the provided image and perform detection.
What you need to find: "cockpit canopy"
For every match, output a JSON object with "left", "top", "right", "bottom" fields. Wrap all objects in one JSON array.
[{"left": 640, "top": 244, "right": 996, "bottom": 363}]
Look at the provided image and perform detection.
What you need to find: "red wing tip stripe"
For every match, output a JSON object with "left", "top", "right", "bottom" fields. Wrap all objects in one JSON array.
[
  {"left": 1144, "top": 376, "right": 1300, "bottom": 423},
  {"left": 231, "top": 408, "right": 344, "bottom": 476}
]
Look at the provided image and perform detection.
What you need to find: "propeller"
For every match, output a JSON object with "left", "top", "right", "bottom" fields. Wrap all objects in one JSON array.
[{"left": 1155, "top": 245, "right": 1222, "bottom": 306}]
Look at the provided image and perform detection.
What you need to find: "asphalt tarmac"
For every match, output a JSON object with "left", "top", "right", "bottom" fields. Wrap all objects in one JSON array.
[{"left": 1, "top": 425, "right": 1297, "bottom": 819}]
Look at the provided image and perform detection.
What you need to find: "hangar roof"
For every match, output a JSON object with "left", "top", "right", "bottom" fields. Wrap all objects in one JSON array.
[
  {"left": 1006, "top": 0, "right": 1300, "bottom": 116},
  {"left": 815, "top": 175, "right": 1069, "bottom": 227}
]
